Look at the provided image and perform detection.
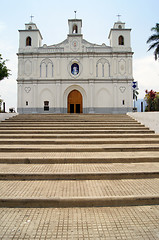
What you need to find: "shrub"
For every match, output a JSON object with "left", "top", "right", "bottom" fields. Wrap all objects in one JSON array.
[{"left": 144, "top": 90, "right": 159, "bottom": 111}]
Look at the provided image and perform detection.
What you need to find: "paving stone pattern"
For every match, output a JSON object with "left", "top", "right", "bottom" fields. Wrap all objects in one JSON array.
[
  {"left": 0, "top": 206, "right": 159, "bottom": 240},
  {"left": 0, "top": 114, "right": 159, "bottom": 239}
]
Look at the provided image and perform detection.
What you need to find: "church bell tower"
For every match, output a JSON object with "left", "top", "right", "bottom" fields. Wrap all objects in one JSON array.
[
  {"left": 68, "top": 18, "right": 82, "bottom": 36},
  {"left": 108, "top": 20, "right": 131, "bottom": 50},
  {"left": 18, "top": 20, "right": 43, "bottom": 50}
]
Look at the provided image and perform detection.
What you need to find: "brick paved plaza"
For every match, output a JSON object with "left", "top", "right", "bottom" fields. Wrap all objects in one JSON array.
[{"left": 0, "top": 206, "right": 159, "bottom": 240}]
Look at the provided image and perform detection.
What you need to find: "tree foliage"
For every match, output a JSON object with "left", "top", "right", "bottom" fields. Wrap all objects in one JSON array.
[
  {"left": 0, "top": 54, "right": 10, "bottom": 81},
  {"left": 144, "top": 89, "right": 159, "bottom": 111},
  {"left": 147, "top": 23, "right": 159, "bottom": 60}
]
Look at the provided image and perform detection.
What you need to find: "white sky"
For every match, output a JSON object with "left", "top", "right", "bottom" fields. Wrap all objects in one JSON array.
[{"left": 0, "top": 0, "right": 159, "bottom": 111}]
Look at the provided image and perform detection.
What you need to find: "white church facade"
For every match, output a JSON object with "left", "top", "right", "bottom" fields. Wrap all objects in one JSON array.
[{"left": 17, "top": 17, "right": 134, "bottom": 114}]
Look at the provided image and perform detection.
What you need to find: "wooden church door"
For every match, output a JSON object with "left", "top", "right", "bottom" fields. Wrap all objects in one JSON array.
[{"left": 67, "top": 90, "right": 83, "bottom": 113}]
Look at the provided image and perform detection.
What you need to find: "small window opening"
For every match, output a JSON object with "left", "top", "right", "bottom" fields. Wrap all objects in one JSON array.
[
  {"left": 122, "top": 100, "right": 125, "bottom": 105},
  {"left": 118, "top": 25, "right": 122, "bottom": 29},
  {"left": 44, "top": 101, "right": 49, "bottom": 111},
  {"left": 28, "top": 26, "right": 32, "bottom": 30},
  {"left": 26, "top": 101, "right": 29, "bottom": 106},
  {"left": 26, "top": 36, "right": 32, "bottom": 46},
  {"left": 72, "top": 24, "right": 78, "bottom": 34},
  {"left": 119, "top": 35, "right": 124, "bottom": 45},
  {"left": 141, "top": 102, "right": 143, "bottom": 112}
]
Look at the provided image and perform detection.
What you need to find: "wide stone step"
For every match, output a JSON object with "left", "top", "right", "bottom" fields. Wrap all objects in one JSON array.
[
  {"left": 0, "top": 121, "right": 142, "bottom": 126},
  {"left": 0, "top": 123, "right": 144, "bottom": 128},
  {"left": 5, "top": 119, "right": 137, "bottom": 123},
  {"left": 0, "top": 129, "right": 154, "bottom": 134},
  {"left": 0, "top": 152, "right": 158, "bottom": 164},
  {"left": 1, "top": 138, "right": 159, "bottom": 145},
  {"left": 0, "top": 126, "right": 149, "bottom": 131},
  {"left": 1, "top": 162, "right": 158, "bottom": 173},
  {"left": 0, "top": 163, "right": 159, "bottom": 180},
  {"left": 0, "top": 179, "right": 158, "bottom": 207},
  {"left": 0, "top": 133, "right": 157, "bottom": 139},
  {"left": 0, "top": 144, "right": 159, "bottom": 152},
  {"left": 1, "top": 172, "right": 159, "bottom": 180},
  {"left": 5, "top": 119, "right": 138, "bottom": 123},
  {"left": 5, "top": 115, "right": 135, "bottom": 120},
  {"left": 5, "top": 114, "right": 133, "bottom": 120},
  {"left": 1, "top": 196, "right": 158, "bottom": 208}
]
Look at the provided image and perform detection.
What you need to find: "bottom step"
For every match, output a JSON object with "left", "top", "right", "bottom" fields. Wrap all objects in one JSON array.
[
  {"left": 0, "top": 196, "right": 159, "bottom": 208},
  {"left": 0, "top": 178, "right": 159, "bottom": 207},
  {"left": 0, "top": 172, "right": 159, "bottom": 180}
]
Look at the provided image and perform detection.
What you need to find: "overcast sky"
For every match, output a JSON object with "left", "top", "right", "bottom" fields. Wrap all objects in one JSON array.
[{"left": 0, "top": 0, "right": 159, "bottom": 111}]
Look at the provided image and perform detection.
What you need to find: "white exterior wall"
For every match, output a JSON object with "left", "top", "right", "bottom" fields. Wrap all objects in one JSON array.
[
  {"left": 17, "top": 80, "right": 133, "bottom": 114},
  {"left": 17, "top": 55, "right": 132, "bottom": 81},
  {"left": 17, "top": 19, "right": 134, "bottom": 114}
]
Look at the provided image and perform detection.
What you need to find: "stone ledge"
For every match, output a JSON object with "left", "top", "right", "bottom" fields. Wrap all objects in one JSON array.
[
  {"left": 0, "top": 196, "right": 159, "bottom": 208},
  {"left": 128, "top": 112, "right": 159, "bottom": 134},
  {"left": 0, "top": 113, "right": 18, "bottom": 122}
]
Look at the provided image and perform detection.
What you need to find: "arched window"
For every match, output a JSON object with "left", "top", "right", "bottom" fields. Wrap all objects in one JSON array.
[
  {"left": 72, "top": 24, "right": 78, "bottom": 34},
  {"left": 40, "top": 59, "right": 54, "bottom": 78},
  {"left": 119, "top": 35, "right": 124, "bottom": 45},
  {"left": 26, "top": 36, "right": 32, "bottom": 46}
]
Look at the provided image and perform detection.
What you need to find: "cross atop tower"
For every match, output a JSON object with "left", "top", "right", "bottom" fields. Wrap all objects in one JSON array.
[
  {"left": 30, "top": 15, "right": 34, "bottom": 22},
  {"left": 74, "top": 11, "right": 77, "bottom": 19},
  {"left": 117, "top": 14, "right": 121, "bottom": 22}
]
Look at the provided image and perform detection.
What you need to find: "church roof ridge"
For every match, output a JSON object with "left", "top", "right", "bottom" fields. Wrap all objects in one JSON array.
[
  {"left": 47, "top": 38, "right": 68, "bottom": 48},
  {"left": 82, "top": 39, "right": 110, "bottom": 48}
]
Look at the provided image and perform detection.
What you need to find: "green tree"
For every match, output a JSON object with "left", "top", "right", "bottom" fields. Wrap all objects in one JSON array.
[
  {"left": 0, "top": 54, "right": 10, "bottom": 81},
  {"left": 154, "top": 94, "right": 159, "bottom": 111},
  {"left": 147, "top": 23, "right": 159, "bottom": 60}
]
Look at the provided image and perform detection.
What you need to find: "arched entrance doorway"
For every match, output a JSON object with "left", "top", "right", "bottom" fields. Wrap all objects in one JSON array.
[{"left": 67, "top": 90, "right": 83, "bottom": 113}]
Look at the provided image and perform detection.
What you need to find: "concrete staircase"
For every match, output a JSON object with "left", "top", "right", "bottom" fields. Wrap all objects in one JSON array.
[{"left": 0, "top": 114, "right": 159, "bottom": 208}]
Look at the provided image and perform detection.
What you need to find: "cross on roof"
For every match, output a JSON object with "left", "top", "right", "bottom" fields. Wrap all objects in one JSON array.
[
  {"left": 74, "top": 11, "right": 77, "bottom": 19},
  {"left": 117, "top": 14, "right": 121, "bottom": 22},
  {"left": 30, "top": 15, "right": 34, "bottom": 22}
]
